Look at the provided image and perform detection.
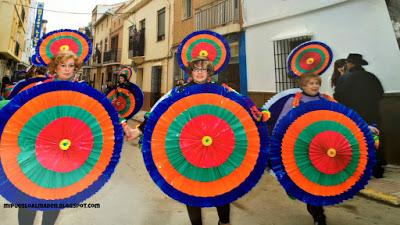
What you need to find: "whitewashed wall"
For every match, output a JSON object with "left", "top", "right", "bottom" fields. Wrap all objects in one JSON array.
[{"left": 244, "top": 0, "right": 400, "bottom": 93}]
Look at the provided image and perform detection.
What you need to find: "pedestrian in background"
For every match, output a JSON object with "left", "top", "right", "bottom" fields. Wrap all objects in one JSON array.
[{"left": 334, "top": 53, "right": 385, "bottom": 178}]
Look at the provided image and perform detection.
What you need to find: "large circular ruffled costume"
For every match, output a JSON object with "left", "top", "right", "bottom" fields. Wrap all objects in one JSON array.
[
  {"left": 270, "top": 100, "right": 375, "bottom": 206},
  {"left": 106, "top": 84, "right": 144, "bottom": 120},
  {"left": 0, "top": 78, "right": 123, "bottom": 210},
  {"left": 142, "top": 83, "right": 269, "bottom": 207}
]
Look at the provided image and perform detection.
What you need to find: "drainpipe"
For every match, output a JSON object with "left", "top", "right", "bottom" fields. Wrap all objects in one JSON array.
[{"left": 165, "top": 0, "right": 173, "bottom": 93}]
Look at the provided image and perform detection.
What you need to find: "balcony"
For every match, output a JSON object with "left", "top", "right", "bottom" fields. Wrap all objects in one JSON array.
[
  {"left": 103, "top": 49, "right": 122, "bottom": 64},
  {"left": 128, "top": 28, "right": 145, "bottom": 64},
  {"left": 91, "top": 48, "right": 102, "bottom": 66},
  {"left": 195, "top": 0, "right": 240, "bottom": 31},
  {"left": 128, "top": 29, "right": 145, "bottom": 57}
]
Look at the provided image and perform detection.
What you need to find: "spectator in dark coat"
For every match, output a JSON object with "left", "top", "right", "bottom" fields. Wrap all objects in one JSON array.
[
  {"left": 334, "top": 53, "right": 385, "bottom": 177},
  {"left": 334, "top": 53, "right": 384, "bottom": 125}
]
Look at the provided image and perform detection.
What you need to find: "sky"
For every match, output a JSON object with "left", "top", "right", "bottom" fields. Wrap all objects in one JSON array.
[{"left": 38, "top": 0, "right": 126, "bottom": 32}]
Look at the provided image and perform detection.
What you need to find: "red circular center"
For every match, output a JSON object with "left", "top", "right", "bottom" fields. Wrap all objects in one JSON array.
[
  {"left": 35, "top": 117, "right": 94, "bottom": 173},
  {"left": 50, "top": 39, "right": 80, "bottom": 55},
  {"left": 299, "top": 51, "right": 322, "bottom": 70},
  {"left": 309, "top": 131, "right": 352, "bottom": 174},
  {"left": 114, "top": 96, "right": 127, "bottom": 111},
  {"left": 179, "top": 115, "right": 235, "bottom": 168},
  {"left": 191, "top": 42, "right": 218, "bottom": 62}
]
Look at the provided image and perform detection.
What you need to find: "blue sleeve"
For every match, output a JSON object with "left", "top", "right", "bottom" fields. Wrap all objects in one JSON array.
[{"left": 276, "top": 97, "right": 294, "bottom": 124}]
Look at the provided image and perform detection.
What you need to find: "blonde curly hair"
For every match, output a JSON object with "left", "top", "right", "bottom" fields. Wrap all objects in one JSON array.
[{"left": 48, "top": 51, "right": 82, "bottom": 74}]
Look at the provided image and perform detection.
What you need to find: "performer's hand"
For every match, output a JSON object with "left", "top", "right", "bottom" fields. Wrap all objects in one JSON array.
[
  {"left": 368, "top": 125, "right": 380, "bottom": 135},
  {"left": 123, "top": 125, "right": 142, "bottom": 141}
]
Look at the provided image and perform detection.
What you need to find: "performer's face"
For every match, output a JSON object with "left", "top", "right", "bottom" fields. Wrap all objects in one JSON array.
[
  {"left": 119, "top": 76, "right": 126, "bottom": 84},
  {"left": 191, "top": 62, "right": 209, "bottom": 84},
  {"left": 302, "top": 78, "right": 321, "bottom": 96},
  {"left": 56, "top": 58, "right": 75, "bottom": 81}
]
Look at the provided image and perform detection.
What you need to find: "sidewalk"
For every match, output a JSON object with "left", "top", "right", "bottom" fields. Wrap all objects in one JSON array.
[
  {"left": 130, "top": 110, "right": 400, "bottom": 207},
  {"left": 359, "top": 165, "right": 400, "bottom": 206}
]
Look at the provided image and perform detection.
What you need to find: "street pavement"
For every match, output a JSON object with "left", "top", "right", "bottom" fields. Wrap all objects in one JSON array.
[
  {"left": 0, "top": 119, "right": 399, "bottom": 225},
  {"left": 360, "top": 165, "right": 400, "bottom": 206}
]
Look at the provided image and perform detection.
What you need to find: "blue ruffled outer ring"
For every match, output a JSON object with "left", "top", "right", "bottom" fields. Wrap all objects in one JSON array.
[{"left": 7, "top": 77, "right": 47, "bottom": 99}]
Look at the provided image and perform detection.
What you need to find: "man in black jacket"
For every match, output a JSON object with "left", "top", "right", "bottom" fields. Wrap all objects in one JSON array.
[{"left": 334, "top": 53, "right": 385, "bottom": 178}]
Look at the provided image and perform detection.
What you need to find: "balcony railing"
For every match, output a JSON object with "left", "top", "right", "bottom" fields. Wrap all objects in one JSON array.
[
  {"left": 128, "top": 29, "right": 145, "bottom": 58},
  {"left": 195, "top": 0, "right": 240, "bottom": 30},
  {"left": 92, "top": 48, "right": 102, "bottom": 65},
  {"left": 103, "top": 49, "right": 122, "bottom": 64}
]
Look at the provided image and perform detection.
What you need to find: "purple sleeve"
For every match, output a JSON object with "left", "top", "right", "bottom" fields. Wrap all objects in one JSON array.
[{"left": 276, "top": 97, "right": 294, "bottom": 124}]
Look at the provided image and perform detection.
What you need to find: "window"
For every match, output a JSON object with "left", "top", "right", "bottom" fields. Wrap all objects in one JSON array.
[
  {"left": 15, "top": 41, "right": 20, "bottom": 56},
  {"left": 128, "top": 23, "right": 145, "bottom": 57},
  {"left": 273, "top": 36, "right": 311, "bottom": 92},
  {"left": 157, "top": 8, "right": 166, "bottom": 41},
  {"left": 183, "top": 0, "right": 192, "bottom": 19},
  {"left": 234, "top": 0, "right": 239, "bottom": 9},
  {"left": 105, "top": 38, "right": 108, "bottom": 52},
  {"left": 128, "top": 25, "right": 136, "bottom": 52},
  {"left": 111, "top": 36, "right": 118, "bottom": 50},
  {"left": 151, "top": 66, "right": 162, "bottom": 106}
]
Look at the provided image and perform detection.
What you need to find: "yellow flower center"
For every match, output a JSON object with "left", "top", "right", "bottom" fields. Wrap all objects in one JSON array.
[
  {"left": 60, "top": 45, "right": 70, "bottom": 51},
  {"left": 306, "top": 57, "right": 315, "bottom": 65},
  {"left": 327, "top": 148, "right": 337, "bottom": 158},
  {"left": 199, "top": 50, "right": 208, "bottom": 57},
  {"left": 59, "top": 139, "right": 72, "bottom": 151},
  {"left": 202, "top": 136, "right": 213, "bottom": 147}
]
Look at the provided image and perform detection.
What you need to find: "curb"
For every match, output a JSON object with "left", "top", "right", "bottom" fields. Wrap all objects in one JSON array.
[{"left": 359, "top": 188, "right": 400, "bottom": 206}]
